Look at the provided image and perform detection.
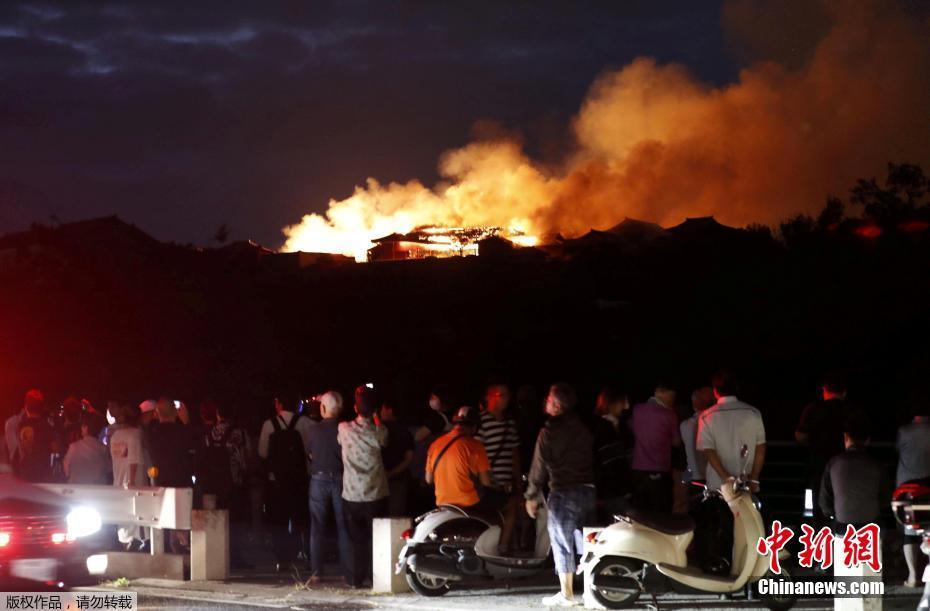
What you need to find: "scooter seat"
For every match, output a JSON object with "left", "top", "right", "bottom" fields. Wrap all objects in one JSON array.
[{"left": 626, "top": 510, "right": 694, "bottom": 535}]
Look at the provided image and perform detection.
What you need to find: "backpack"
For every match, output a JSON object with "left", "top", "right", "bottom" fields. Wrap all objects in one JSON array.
[
  {"left": 200, "top": 427, "right": 234, "bottom": 496},
  {"left": 268, "top": 415, "right": 306, "bottom": 483}
]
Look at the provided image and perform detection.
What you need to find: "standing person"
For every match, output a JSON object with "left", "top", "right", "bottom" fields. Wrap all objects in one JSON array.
[
  {"left": 475, "top": 384, "right": 521, "bottom": 554},
  {"left": 680, "top": 386, "right": 716, "bottom": 569},
  {"left": 148, "top": 399, "right": 197, "bottom": 552},
  {"left": 6, "top": 390, "right": 42, "bottom": 475},
  {"left": 109, "top": 403, "right": 148, "bottom": 549},
  {"left": 202, "top": 403, "right": 252, "bottom": 568},
  {"left": 14, "top": 391, "right": 56, "bottom": 483},
  {"left": 413, "top": 390, "right": 454, "bottom": 443},
  {"left": 410, "top": 390, "right": 455, "bottom": 515},
  {"left": 820, "top": 414, "right": 888, "bottom": 532},
  {"left": 305, "top": 391, "right": 350, "bottom": 585},
  {"left": 476, "top": 384, "right": 521, "bottom": 491},
  {"left": 63, "top": 413, "right": 110, "bottom": 484},
  {"left": 525, "top": 384, "right": 595, "bottom": 608},
  {"left": 338, "top": 386, "right": 389, "bottom": 588},
  {"left": 630, "top": 382, "right": 681, "bottom": 513},
  {"left": 795, "top": 373, "right": 851, "bottom": 526},
  {"left": 60, "top": 397, "right": 85, "bottom": 448},
  {"left": 202, "top": 403, "right": 251, "bottom": 508},
  {"left": 896, "top": 398, "right": 930, "bottom": 588},
  {"left": 697, "top": 370, "right": 766, "bottom": 572},
  {"left": 592, "top": 386, "right": 632, "bottom": 522},
  {"left": 138, "top": 399, "right": 158, "bottom": 431},
  {"left": 148, "top": 399, "right": 197, "bottom": 487},
  {"left": 379, "top": 403, "right": 414, "bottom": 517},
  {"left": 199, "top": 400, "right": 218, "bottom": 430},
  {"left": 680, "top": 387, "right": 715, "bottom": 485},
  {"left": 697, "top": 371, "right": 766, "bottom": 490},
  {"left": 110, "top": 404, "right": 146, "bottom": 487},
  {"left": 258, "top": 396, "right": 314, "bottom": 571}
]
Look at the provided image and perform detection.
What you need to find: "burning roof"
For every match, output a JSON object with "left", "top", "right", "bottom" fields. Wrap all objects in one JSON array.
[{"left": 367, "top": 226, "right": 535, "bottom": 262}]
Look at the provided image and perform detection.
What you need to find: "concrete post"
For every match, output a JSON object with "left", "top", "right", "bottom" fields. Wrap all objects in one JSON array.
[
  {"left": 190, "top": 509, "right": 229, "bottom": 581},
  {"left": 99, "top": 551, "right": 184, "bottom": 580},
  {"left": 149, "top": 526, "right": 163, "bottom": 555},
  {"left": 373, "top": 517, "right": 412, "bottom": 593},
  {"left": 833, "top": 535, "right": 882, "bottom": 611},
  {"left": 582, "top": 526, "right": 604, "bottom": 609}
]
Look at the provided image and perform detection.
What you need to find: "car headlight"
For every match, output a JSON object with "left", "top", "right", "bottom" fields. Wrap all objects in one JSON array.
[{"left": 67, "top": 506, "right": 102, "bottom": 539}]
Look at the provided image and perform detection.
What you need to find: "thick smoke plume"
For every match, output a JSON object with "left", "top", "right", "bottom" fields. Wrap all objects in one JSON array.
[{"left": 283, "top": 0, "right": 930, "bottom": 259}]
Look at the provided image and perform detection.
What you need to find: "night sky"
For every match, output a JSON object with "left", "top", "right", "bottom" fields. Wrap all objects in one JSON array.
[
  {"left": 0, "top": 1, "right": 761, "bottom": 246},
  {"left": 9, "top": 0, "right": 899, "bottom": 249}
]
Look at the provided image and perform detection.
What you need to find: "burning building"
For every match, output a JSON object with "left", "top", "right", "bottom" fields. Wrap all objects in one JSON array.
[{"left": 367, "top": 226, "right": 534, "bottom": 262}]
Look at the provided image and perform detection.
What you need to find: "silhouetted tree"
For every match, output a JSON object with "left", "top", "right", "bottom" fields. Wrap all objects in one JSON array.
[
  {"left": 850, "top": 162, "right": 928, "bottom": 224},
  {"left": 779, "top": 214, "right": 815, "bottom": 247},
  {"left": 887, "top": 163, "right": 927, "bottom": 206},
  {"left": 746, "top": 223, "right": 774, "bottom": 241},
  {"left": 816, "top": 197, "right": 845, "bottom": 230}
]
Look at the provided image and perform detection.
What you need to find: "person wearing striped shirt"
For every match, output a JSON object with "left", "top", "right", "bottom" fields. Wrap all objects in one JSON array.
[
  {"left": 477, "top": 385, "right": 521, "bottom": 489},
  {"left": 476, "top": 384, "right": 521, "bottom": 554}
]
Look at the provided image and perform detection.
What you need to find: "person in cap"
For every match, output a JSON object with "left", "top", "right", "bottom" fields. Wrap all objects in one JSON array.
[
  {"left": 13, "top": 389, "right": 56, "bottom": 482},
  {"left": 425, "top": 405, "right": 497, "bottom": 514},
  {"left": 5, "top": 389, "right": 44, "bottom": 466},
  {"left": 138, "top": 399, "right": 158, "bottom": 430}
]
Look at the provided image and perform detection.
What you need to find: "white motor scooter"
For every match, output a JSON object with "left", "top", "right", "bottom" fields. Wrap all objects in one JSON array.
[
  {"left": 396, "top": 503, "right": 551, "bottom": 597},
  {"left": 580, "top": 445, "right": 796, "bottom": 610}
]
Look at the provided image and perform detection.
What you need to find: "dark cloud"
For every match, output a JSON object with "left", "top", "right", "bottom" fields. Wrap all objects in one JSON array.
[{"left": 0, "top": 0, "right": 735, "bottom": 245}]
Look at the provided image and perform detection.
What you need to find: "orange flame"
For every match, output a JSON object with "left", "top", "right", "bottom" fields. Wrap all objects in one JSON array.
[
  {"left": 282, "top": 141, "right": 550, "bottom": 261},
  {"left": 282, "top": 1, "right": 930, "bottom": 260}
]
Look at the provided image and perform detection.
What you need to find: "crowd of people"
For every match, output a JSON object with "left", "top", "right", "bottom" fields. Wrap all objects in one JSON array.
[{"left": 2, "top": 370, "right": 929, "bottom": 606}]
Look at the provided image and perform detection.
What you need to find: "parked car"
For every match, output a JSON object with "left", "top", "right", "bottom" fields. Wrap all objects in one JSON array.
[{"left": 0, "top": 469, "right": 100, "bottom": 589}]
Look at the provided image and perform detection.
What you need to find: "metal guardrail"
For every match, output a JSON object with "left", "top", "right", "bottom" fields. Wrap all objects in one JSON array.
[{"left": 36, "top": 484, "right": 193, "bottom": 529}]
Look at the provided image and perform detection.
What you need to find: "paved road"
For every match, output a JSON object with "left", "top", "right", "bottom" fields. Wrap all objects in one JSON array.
[
  {"left": 137, "top": 594, "right": 365, "bottom": 610},
  {"left": 100, "top": 576, "right": 924, "bottom": 611}
]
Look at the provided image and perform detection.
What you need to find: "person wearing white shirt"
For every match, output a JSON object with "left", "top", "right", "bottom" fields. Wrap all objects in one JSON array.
[
  {"left": 109, "top": 404, "right": 149, "bottom": 549},
  {"left": 695, "top": 371, "right": 766, "bottom": 574},
  {"left": 697, "top": 378, "right": 766, "bottom": 492},
  {"left": 258, "top": 399, "right": 315, "bottom": 465}
]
